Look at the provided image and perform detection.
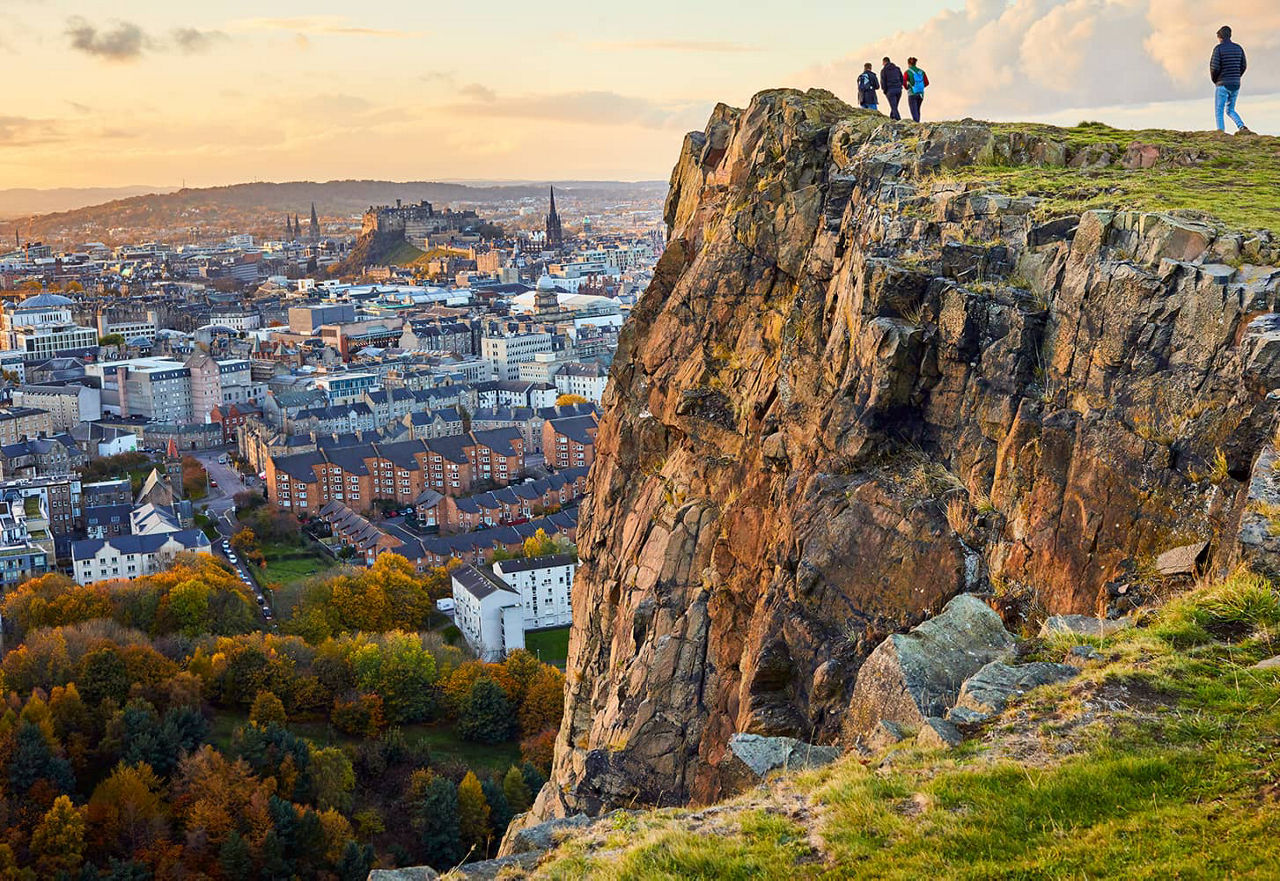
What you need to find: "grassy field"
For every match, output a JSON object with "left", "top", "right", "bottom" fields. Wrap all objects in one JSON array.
[
  {"left": 210, "top": 712, "right": 521, "bottom": 774},
  {"left": 959, "top": 121, "right": 1280, "bottom": 232},
  {"left": 258, "top": 540, "right": 343, "bottom": 588},
  {"left": 525, "top": 626, "right": 571, "bottom": 666},
  {"left": 537, "top": 570, "right": 1280, "bottom": 879}
]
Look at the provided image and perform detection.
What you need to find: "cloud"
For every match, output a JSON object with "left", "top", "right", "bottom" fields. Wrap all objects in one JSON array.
[
  {"left": 0, "top": 116, "right": 64, "bottom": 147},
  {"left": 806, "top": 0, "right": 1280, "bottom": 120},
  {"left": 594, "top": 39, "right": 760, "bottom": 53},
  {"left": 172, "top": 27, "right": 228, "bottom": 54},
  {"left": 65, "top": 18, "right": 228, "bottom": 61},
  {"left": 447, "top": 89, "right": 712, "bottom": 130},
  {"left": 232, "top": 16, "right": 423, "bottom": 39},
  {"left": 459, "top": 83, "right": 497, "bottom": 103},
  {"left": 66, "top": 17, "right": 148, "bottom": 61}
]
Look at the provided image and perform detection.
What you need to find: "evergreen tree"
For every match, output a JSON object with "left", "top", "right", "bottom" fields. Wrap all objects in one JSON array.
[
  {"left": 260, "top": 829, "right": 290, "bottom": 881},
  {"left": 408, "top": 772, "right": 460, "bottom": 869},
  {"left": 219, "top": 832, "right": 253, "bottom": 881},
  {"left": 520, "top": 762, "right": 547, "bottom": 803},
  {"left": 102, "top": 857, "right": 154, "bottom": 880},
  {"left": 336, "top": 841, "right": 373, "bottom": 881},
  {"left": 10, "top": 720, "right": 74, "bottom": 798},
  {"left": 482, "top": 776, "right": 513, "bottom": 835},
  {"left": 457, "top": 678, "right": 515, "bottom": 744},
  {"left": 502, "top": 765, "right": 532, "bottom": 814},
  {"left": 457, "top": 771, "right": 491, "bottom": 858}
]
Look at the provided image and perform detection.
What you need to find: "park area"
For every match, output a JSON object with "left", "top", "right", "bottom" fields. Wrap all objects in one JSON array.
[{"left": 524, "top": 626, "right": 571, "bottom": 667}]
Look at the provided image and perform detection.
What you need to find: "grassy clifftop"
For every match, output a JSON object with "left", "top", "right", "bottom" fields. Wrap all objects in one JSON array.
[
  {"left": 960, "top": 121, "right": 1280, "bottom": 233},
  {"left": 527, "top": 571, "right": 1280, "bottom": 878}
]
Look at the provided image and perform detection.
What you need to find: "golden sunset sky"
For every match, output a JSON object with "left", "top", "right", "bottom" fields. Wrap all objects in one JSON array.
[{"left": 1, "top": 0, "right": 1276, "bottom": 189}]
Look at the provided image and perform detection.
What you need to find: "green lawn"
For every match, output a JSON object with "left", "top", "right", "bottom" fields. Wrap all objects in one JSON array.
[
  {"left": 258, "top": 540, "right": 342, "bottom": 589},
  {"left": 525, "top": 626, "right": 571, "bottom": 666},
  {"left": 210, "top": 712, "right": 521, "bottom": 773}
]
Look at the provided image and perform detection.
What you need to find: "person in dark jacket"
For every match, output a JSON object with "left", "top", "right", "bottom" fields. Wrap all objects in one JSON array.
[
  {"left": 881, "top": 57, "right": 904, "bottom": 120},
  {"left": 857, "top": 63, "right": 880, "bottom": 111},
  {"left": 1211, "top": 25, "right": 1250, "bottom": 133}
]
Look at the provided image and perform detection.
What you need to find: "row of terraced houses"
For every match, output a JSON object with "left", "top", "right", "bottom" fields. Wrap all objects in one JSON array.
[{"left": 265, "top": 428, "right": 526, "bottom": 513}]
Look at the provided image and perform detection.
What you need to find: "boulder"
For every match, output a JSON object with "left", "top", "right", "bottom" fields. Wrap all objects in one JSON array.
[
  {"left": 1039, "top": 615, "right": 1131, "bottom": 638},
  {"left": 1252, "top": 656, "right": 1280, "bottom": 671},
  {"left": 726, "top": 733, "right": 841, "bottom": 777},
  {"left": 949, "top": 661, "right": 1078, "bottom": 723},
  {"left": 917, "top": 717, "right": 964, "bottom": 748},
  {"left": 439, "top": 853, "right": 542, "bottom": 879},
  {"left": 498, "top": 814, "right": 593, "bottom": 857},
  {"left": 369, "top": 869, "right": 439, "bottom": 881},
  {"left": 1065, "top": 645, "right": 1103, "bottom": 666},
  {"left": 845, "top": 594, "right": 1015, "bottom": 740},
  {"left": 865, "top": 720, "right": 911, "bottom": 751}
]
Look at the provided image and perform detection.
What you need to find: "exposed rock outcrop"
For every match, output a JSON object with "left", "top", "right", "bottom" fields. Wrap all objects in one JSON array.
[
  {"left": 1039, "top": 615, "right": 1132, "bottom": 638},
  {"left": 948, "top": 660, "right": 1078, "bottom": 724},
  {"left": 532, "top": 89, "right": 1280, "bottom": 820},
  {"left": 844, "top": 594, "right": 1015, "bottom": 739}
]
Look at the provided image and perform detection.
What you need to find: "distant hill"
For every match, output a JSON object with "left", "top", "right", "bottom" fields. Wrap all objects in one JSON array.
[
  {"left": 0, "top": 186, "right": 176, "bottom": 221},
  {"left": 0, "top": 179, "right": 668, "bottom": 247}
]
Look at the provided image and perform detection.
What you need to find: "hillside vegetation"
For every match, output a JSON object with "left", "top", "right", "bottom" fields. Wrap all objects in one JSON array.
[{"left": 530, "top": 570, "right": 1280, "bottom": 879}]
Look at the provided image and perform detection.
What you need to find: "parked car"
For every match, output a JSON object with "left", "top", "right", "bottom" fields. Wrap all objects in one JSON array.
[
  {"left": 228, "top": 553, "right": 238, "bottom": 563},
  {"left": 221, "top": 539, "right": 230, "bottom": 549},
  {"left": 209, "top": 479, "right": 218, "bottom": 488}
]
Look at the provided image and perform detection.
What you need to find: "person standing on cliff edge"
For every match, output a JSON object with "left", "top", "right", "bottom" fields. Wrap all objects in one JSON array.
[
  {"left": 905, "top": 57, "right": 929, "bottom": 123},
  {"left": 881, "top": 57, "right": 904, "bottom": 120},
  {"left": 857, "top": 63, "right": 881, "bottom": 112},
  {"left": 1211, "top": 26, "right": 1251, "bottom": 134}
]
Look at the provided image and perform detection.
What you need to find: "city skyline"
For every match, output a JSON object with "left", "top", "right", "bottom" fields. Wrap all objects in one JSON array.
[{"left": 2, "top": 0, "right": 1277, "bottom": 190}]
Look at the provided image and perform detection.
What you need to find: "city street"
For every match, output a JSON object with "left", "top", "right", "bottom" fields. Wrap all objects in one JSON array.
[{"left": 190, "top": 447, "right": 276, "bottom": 625}]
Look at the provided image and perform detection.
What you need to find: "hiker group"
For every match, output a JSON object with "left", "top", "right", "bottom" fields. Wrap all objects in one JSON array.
[
  {"left": 856, "top": 57, "right": 928, "bottom": 121},
  {"left": 856, "top": 26, "right": 1253, "bottom": 135}
]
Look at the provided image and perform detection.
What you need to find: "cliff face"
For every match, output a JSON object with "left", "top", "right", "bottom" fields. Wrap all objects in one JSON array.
[{"left": 537, "top": 90, "right": 1280, "bottom": 816}]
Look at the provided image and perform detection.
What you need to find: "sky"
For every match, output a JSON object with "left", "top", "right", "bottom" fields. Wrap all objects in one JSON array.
[{"left": 0, "top": 0, "right": 1276, "bottom": 189}]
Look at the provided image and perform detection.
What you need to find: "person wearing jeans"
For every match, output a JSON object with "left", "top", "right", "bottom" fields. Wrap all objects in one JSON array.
[
  {"left": 904, "top": 57, "right": 929, "bottom": 123},
  {"left": 1210, "top": 25, "right": 1250, "bottom": 134}
]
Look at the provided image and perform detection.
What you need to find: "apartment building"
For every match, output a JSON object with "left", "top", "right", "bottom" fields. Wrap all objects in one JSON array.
[
  {"left": 0, "top": 407, "right": 54, "bottom": 445},
  {"left": 481, "top": 330, "right": 553, "bottom": 381},
  {"left": 87, "top": 357, "right": 194, "bottom": 423},
  {"left": 11, "top": 383, "right": 102, "bottom": 431},
  {"left": 71, "top": 530, "right": 211, "bottom": 586},
  {"left": 267, "top": 428, "right": 525, "bottom": 513},
  {"left": 542, "top": 412, "right": 600, "bottom": 471}
]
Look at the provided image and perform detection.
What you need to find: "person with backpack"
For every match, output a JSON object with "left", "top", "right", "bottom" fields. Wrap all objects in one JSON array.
[
  {"left": 881, "top": 57, "right": 904, "bottom": 120},
  {"left": 904, "top": 57, "right": 929, "bottom": 122},
  {"left": 1211, "top": 25, "right": 1251, "bottom": 134},
  {"left": 857, "top": 63, "right": 880, "bottom": 111}
]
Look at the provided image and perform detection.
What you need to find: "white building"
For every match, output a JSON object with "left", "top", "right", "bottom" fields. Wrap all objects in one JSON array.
[
  {"left": 451, "top": 565, "right": 526, "bottom": 662},
  {"left": 1, "top": 294, "right": 99, "bottom": 356},
  {"left": 493, "top": 554, "right": 576, "bottom": 630},
  {"left": 554, "top": 362, "right": 608, "bottom": 404},
  {"left": 12, "top": 383, "right": 102, "bottom": 431},
  {"left": 70, "top": 530, "right": 211, "bottom": 585},
  {"left": 86, "top": 357, "right": 193, "bottom": 423},
  {"left": 481, "top": 331, "right": 554, "bottom": 381}
]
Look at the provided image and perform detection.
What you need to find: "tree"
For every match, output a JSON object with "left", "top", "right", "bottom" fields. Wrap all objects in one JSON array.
[
  {"left": 482, "top": 776, "right": 513, "bottom": 836},
  {"left": 249, "top": 690, "right": 287, "bottom": 727},
  {"left": 309, "top": 746, "right": 355, "bottom": 811},
  {"left": 522, "top": 528, "right": 558, "bottom": 559},
  {"left": 218, "top": 831, "right": 253, "bottom": 881},
  {"left": 336, "top": 840, "right": 374, "bottom": 881},
  {"left": 87, "top": 762, "right": 168, "bottom": 856},
  {"left": 99, "top": 333, "right": 125, "bottom": 347},
  {"left": 10, "top": 719, "right": 74, "bottom": 802},
  {"left": 555, "top": 393, "right": 589, "bottom": 406},
  {"left": 330, "top": 693, "right": 385, "bottom": 738},
  {"left": 502, "top": 765, "right": 532, "bottom": 814},
  {"left": 457, "top": 771, "right": 492, "bottom": 858},
  {"left": 231, "top": 527, "right": 259, "bottom": 557},
  {"left": 31, "top": 794, "right": 86, "bottom": 877},
  {"left": 458, "top": 678, "right": 516, "bottom": 744},
  {"left": 77, "top": 646, "right": 131, "bottom": 705},
  {"left": 520, "top": 728, "right": 556, "bottom": 776},
  {"left": 519, "top": 666, "right": 565, "bottom": 737},
  {"left": 407, "top": 770, "right": 460, "bottom": 869}
]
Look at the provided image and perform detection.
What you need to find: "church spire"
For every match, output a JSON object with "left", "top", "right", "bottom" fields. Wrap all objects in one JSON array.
[
  {"left": 545, "top": 186, "right": 563, "bottom": 251},
  {"left": 309, "top": 203, "right": 320, "bottom": 240}
]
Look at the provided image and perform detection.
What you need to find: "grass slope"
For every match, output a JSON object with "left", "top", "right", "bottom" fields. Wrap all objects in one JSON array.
[
  {"left": 962, "top": 122, "right": 1280, "bottom": 233},
  {"left": 534, "top": 570, "right": 1280, "bottom": 879}
]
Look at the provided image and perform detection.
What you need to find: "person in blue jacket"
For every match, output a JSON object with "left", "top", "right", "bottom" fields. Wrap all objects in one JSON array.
[{"left": 1211, "top": 25, "right": 1251, "bottom": 134}]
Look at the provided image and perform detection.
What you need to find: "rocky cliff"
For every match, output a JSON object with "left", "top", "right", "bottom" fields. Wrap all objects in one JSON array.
[{"left": 533, "top": 89, "right": 1280, "bottom": 819}]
